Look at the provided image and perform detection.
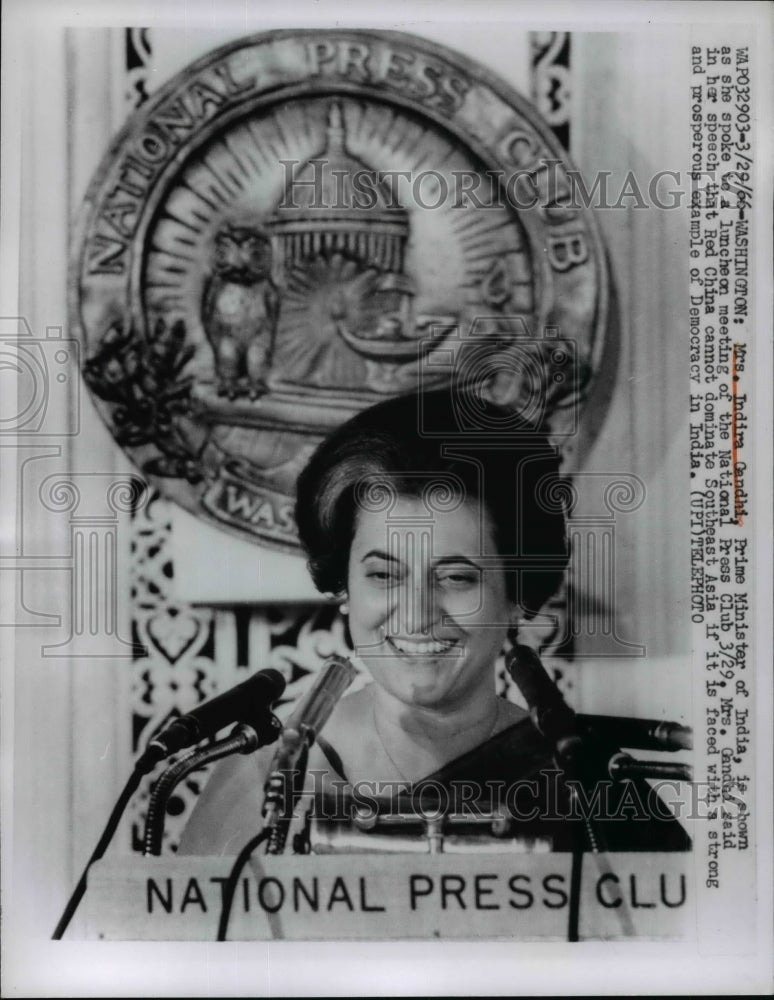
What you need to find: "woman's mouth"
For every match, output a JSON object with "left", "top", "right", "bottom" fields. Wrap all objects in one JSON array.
[{"left": 385, "top": 634, "right": 459, "bottom": 657}]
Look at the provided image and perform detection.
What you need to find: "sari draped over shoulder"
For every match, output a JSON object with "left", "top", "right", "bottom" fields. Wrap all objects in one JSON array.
[{"left": 310, "top": 717, "right": 691, "bottom": 855}]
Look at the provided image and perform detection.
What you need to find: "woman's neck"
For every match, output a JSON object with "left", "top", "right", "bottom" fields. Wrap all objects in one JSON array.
[
  {"left": 373, "top": 683, "right": 500, "bottom": 742},
  {"left": 369, "top": 684, "right": 503, "bottom": 782}
]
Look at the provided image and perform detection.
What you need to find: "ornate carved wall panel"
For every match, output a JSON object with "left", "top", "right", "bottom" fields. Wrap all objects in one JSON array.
[{"left": 531, "top": 32, "right": 571, "bottom": 150}]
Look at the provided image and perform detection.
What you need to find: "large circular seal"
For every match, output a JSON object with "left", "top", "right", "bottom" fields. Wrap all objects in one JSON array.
[{"left": 72, "top": 29, "right": 609, "bottom": 551}]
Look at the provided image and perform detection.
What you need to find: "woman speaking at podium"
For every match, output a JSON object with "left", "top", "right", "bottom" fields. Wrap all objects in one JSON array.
[{"left": 179, "top": 387, "right": 690, "bottom": 856}]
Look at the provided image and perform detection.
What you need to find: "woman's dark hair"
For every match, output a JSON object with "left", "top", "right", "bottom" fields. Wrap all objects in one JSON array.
[{"left": 295, "top": 387, "right": 569, "bottom": 617}]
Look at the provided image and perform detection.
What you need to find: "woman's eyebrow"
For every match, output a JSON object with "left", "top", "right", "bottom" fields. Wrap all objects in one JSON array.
[
  {"left": 434, "top": 556, "right": 483, "bottom": 569},
  {"left": 361, "top": 549, "right": 400, "bottom": 563},
  {"left": 360, "top": 551, "right": 484, "bottom": 569}
]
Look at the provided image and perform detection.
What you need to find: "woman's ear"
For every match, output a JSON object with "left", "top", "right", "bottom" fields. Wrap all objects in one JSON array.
[
  {"left": 339, "top": 597, "right": 349, "bottom": 616},
  {"left": 507, "top": 606, "right": 524, "bottom": 646},
  {"left": 509, "top": 605, "right": 524, "bottom": 628}
]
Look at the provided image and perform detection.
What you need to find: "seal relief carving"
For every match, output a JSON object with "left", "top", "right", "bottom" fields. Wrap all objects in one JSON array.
[{"left": 72, "top": 30, "right": 609, "bottom": 551}]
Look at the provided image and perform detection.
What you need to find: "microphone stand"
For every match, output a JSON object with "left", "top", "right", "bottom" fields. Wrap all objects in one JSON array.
[
  {"left": 261, "top": 654, "right": 357, "bottom": 855},
  {"left": 262, "top": 729, "right": 313, "bottom": 855},
  {"left": 52, "top": 701, "right": 283, "bottom": 939},
  {"left": 215, "top": 739, "right": 313, "bottom": 941},
  {"left": 143, "top": 714, "right": 282, "bottom": 856},
  {"left": 505, "top": 644, "right": 610, "bottom": 848},
  {"left": 506, "top": 643, "right": 694, "bottom": 942},
  {"left": 216, "top": 655, "right": 357, "bottom": 940}
]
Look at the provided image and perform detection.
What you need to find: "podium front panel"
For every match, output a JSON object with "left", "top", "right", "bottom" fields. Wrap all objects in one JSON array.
[{"left": 80, "top": 853, "right": 693, "bottom": 941}]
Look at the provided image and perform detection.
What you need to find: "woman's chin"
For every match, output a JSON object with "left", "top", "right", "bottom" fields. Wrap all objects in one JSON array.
[
  {"left": 384, "top": 670, "right": 461, "bottom": 710},
  {"left": 360, "top": 648, "right": 475, "bottom": 709}
]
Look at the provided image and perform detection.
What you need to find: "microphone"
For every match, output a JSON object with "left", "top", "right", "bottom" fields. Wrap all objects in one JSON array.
[
  {"left": 576, "top": 715, "right": 693, "bottom": 753},
  {"left": 505, "top": 643, "right": 579, "bottom": 754},
  {"left": 138, "top": 668, "right": 286, "bottom": 772},
  {"left": 262, "top": 654, "right": 356, "bottom": 847},
  {"left": 507, "top": 645, "right": 693, "bottom": 766},
  {"left": 266, "top": 654, "right": 357, "bottom": 778}
]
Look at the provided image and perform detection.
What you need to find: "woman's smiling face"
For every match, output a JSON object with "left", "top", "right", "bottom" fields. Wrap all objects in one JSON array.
[{"left": 347, "top": 493, "right": 516, "bottom": 712}]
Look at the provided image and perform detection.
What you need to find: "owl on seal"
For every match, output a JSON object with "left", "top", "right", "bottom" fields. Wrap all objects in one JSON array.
[{"left": 202, "top": 224, "right": 280, "bottom": 399}]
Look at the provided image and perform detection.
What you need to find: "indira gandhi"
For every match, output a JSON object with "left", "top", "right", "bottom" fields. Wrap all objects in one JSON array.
[{"left": 180, "top": 387, "right": 690, "bottom": 854}]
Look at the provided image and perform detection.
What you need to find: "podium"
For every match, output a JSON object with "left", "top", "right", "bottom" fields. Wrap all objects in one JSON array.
[{"left": 78, "top": 853, "right": 693, "bottom": 941}]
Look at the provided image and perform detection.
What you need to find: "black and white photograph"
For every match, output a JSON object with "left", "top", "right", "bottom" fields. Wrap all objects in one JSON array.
[{"left": 1, "top": 0, "right": 772, "bottom": 995}]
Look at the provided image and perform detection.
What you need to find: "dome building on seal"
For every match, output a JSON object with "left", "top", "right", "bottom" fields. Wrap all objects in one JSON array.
[{"left": 267, "top": 102, "right": 411, "bottom": 280}]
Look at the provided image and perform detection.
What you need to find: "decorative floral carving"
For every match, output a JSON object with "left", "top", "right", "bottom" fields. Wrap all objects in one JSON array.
[{"left": 83, "top": 318, "right": 203, "bottom": 482}]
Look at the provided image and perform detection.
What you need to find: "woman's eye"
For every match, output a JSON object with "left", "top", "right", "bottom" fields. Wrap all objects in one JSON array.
[
  {"left": 365, "top": 568, "right": 397, "bottom": 584},
  {"left": 437, "top": 570, "right": 479, "bottom": 588}
]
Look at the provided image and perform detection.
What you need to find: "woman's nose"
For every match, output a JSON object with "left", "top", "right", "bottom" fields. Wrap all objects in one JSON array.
[
  {"left": 395, "top": 576, "right": 444, "bottom": 636},
  {"left": 399, "top": 576, "right": 438, "bottom": 635}
]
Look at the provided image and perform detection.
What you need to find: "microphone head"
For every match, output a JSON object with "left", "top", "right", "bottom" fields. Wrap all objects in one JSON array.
[
  {"left": 146, "top": 667, "right": 287, "bottom": 764},
  {"left": 239, "top": 668, "right": 287, "bottom": 724},
  {"left": 285, "top": 655, "right": 356, "bottom": 736},
  {"left": 253, "top": 668, "right": 286, "bottom": 702},
  {"left": 505, "top": 643, "right": 576, "bottom": 743}
]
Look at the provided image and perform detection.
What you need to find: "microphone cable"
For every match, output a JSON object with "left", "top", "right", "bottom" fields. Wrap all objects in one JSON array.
[
  {"left": 52, "top": 764, "right": 145, "bottom": 940},
  {"left": 215, "top": 828, "right": 273, "bottom": 942},
  {"left": 143, "top": 718, "right": 280, "bottom": 857},
  {"left": 216, "top": 742, "right": 310, "bottom": 942},
  {"left": 506, "top": 642, "right": 600, "bottom": 943}
]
